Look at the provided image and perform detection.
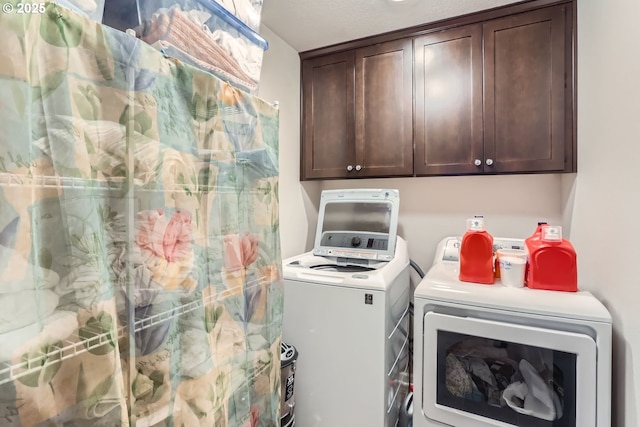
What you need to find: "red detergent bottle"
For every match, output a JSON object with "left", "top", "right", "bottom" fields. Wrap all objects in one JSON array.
[
  {"left": 525, "top": 225, "right": 577, "bottom": 292},
  {"left": 459, "top": 216, "right": 495, "bottom": 284},
  {"left": 524, "top": 222, "right": 547, "bottom": 285}
]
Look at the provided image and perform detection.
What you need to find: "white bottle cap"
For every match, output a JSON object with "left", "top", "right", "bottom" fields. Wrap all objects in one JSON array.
[
  {"left": 542, "top": 225, "right": 562, "bottom": 241},
  {"left": 466, "top": 216, "right": 485, "bottom": 231}
]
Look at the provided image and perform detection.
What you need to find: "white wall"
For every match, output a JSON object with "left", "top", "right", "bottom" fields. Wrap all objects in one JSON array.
[
  {"left": 569, "top": 1, "right": 640, "bottom": 425},
  {"left": 320, "top": 175, "right": 563, "bottom": 271},
  {"left": 261, "top": 0, "right": 640, "bottom": 422},
  {"left": 257, "top": 26, "right": 321, "bottom": 259}
]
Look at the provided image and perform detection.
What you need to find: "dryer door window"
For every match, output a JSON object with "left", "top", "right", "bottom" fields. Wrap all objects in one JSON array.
[{"left": 422, "top": 312, "right": 597, "bottom": 427}]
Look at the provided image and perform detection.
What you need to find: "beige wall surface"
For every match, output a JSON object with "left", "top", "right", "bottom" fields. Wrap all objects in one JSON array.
[
  {"left": 258, "top": 26, "right": 321, "bottom": 259},
  {"left": 319, "top": 175, "right": 563, "bottom": 270},
  {"left": 261, "top": 0, "right": 640, "bottom": 422},
  {"left": 569, "top": 0, "right": 640, "bottom": 425}
]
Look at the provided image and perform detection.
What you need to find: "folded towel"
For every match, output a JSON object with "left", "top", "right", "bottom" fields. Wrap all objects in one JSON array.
[
  {"left": 139, "top": 7, "right": 257, "bottom": 89},
  {"left": 0, "top": 321, "right": 41, "bottom": 362},
  {"left": 54, "top": 265, "right": 103, "bottom": 308},
  {"left": 32, "top": 116, "right": 161, "bottom": 184},
  {"left": 0, "top": 217, "right": 60, "bottom": 294},
  {"left": 209, "top": 29, "right": 262, "bottom": 81},
  {"left": 0, "top": 290, "right": 59, "bottom": 334},
  {"left": 0, "top": 310, "right": 78, "bottom": 362},
  {"left": 0, "top": 259, "right": 60, "bottom": 294},
  {"left": 154, "top": 41, "right": 258, "bottom": 93},
  {"left": 180, "top": 328, "right": 212, "bottom": 378},
  {"left": 0, "top": 217, "right": 60, "bottom": 293}
]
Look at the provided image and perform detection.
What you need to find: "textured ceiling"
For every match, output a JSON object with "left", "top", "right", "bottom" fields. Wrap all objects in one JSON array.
[{"left": 261, "top": 0, "right": 524, "bottom": 52}]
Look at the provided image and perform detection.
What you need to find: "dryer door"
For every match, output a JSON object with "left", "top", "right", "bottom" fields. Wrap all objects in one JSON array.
[{"left": 421, "top": 312, "right": 596, "bottom": 427}]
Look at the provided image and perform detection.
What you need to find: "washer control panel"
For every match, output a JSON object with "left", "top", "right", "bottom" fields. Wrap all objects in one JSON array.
[{"left": 317, "top": 231, "right": 389, "bottom": 260}]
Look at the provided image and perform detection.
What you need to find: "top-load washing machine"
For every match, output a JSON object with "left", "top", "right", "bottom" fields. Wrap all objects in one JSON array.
[
  {"left": 413, "top": 236, "right": 612, "bottom": 427},
  {"left": 283, "top": 189, "right": 411, "bottom": 427}
]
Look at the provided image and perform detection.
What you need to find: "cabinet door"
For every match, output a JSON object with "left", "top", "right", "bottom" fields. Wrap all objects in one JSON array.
[
  {"left": 483, "top": 5, "right": 567, "bottom": 173},
  {"left": 355, "top": 39, "right": 413, "bottom": 177},
  {"left": 414, "top": 25, "right": 484, "bottom": 176},
  {"left": 301, "top": 51, "right": 356, "bottom": 179}
]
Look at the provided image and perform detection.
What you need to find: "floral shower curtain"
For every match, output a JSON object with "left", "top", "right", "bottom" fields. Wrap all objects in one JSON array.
[{"left": 0, "top": 3, "right": 282, "bottom": 426}]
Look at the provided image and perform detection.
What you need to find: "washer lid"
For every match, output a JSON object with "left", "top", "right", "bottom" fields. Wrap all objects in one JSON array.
[
  {"left": 312, "top": 189, "right": 400, "bottom": 263},
  {"left": 287, "top": 252, "right": 386, "bottom": 271},
  {"left": 415, "top": 261, "right": 612, "bottom": 323},
  {"left": 283, "top": 237, "right": 409, "bottom": 292}
]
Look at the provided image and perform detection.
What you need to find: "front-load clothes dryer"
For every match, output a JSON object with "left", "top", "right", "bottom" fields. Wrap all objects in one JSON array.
[
  {"left": 283, "top": 189, "right": 411, "bottom": 427},
  {"left": 413, "top": 237, "right": 612, "bottom": 427}
]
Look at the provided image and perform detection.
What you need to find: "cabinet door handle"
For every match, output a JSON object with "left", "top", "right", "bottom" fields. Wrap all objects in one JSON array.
[
  {"left": 347, "top": 165, "right": 354, "bottom": 172},
  {"left": 474, "top": 159, "right": 482, "bottom": 167},
  {"left": 486, "top": 159, "right": 494, "bottom": 166},
  {"left": 355, "top": 165, "right": 363, "bottom": 171}
]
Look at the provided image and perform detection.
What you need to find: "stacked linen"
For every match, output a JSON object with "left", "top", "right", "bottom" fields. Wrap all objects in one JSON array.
[
  {"left": 137, "top": 1, "right": 268, "bottom": 93},
  {"left": 213, "top": 0, "right": 264, "bottom": 31},
  {"left": 0, "top": 217, "right": 78, "bottom": 364}
]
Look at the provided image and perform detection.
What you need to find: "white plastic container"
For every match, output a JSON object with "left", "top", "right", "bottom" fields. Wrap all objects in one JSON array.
[
  {"left": 497, "top": 248, "right": 528, "bottom": 287},
  {"left": 136, "top": 0, "right": 268, "bottom": 93},
  {"left": 56, "top": 0, "right": 106, "bottom": 22}
]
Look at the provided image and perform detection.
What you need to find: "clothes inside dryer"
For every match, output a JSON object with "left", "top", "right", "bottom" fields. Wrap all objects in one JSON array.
[{"left": 438, "top": 330, "right": 576, "bottom": 426}]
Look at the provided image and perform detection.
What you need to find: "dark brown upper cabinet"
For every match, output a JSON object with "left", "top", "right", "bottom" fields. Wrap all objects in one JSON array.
[
  {"left": 483, "top": 5, "right": 570, "bottom": 174},
  {"left": 301, "top": 51, "right": 355, "bottom": 179},
  {"left": 414, "top": 25, "right": 484, "bottom": 175},
  {"left": 301, "top": 0, "right": 575, "bottom": 180},
  {"left": 301, "top": 39, "right": 413, "bottom": 180},
  {"left": 415, "top": 4, "right": 572, "bottom": 175}
]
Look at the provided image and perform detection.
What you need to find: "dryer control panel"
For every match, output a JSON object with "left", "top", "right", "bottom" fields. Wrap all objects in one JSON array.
[
  {"left": 441, "top": 238, "right": 461, "bottom": 262},
  {"left": 437, "top": 237, "right": 526, "bottom": 263}
]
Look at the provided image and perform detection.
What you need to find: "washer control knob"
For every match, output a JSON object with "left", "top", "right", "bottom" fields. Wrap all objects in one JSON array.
[
  {"left": 351, "top": 236, "right": 362, "bottom": 247},
  {"left": 474, "top": 159, "right": 482, "bottom": 167}
]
